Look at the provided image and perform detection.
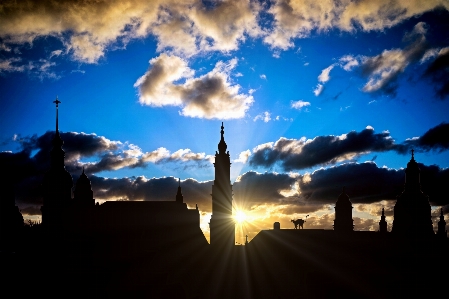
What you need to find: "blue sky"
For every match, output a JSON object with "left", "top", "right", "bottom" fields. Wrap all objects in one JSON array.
[{"left": 1, "top": 1, "right": 449, "bottom": 241}]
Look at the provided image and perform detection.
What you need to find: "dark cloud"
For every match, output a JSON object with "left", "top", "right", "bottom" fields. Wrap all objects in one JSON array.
[
  {"left": 233, "top": 171, "right": 297, "bottom": 205},
  {"left": 360, "top": 23, "right": 429, "bottom": 97},
  {"left": 250, "top": 123, "right": 449, "bottom": 171},
  {"left": 423, "top": 49, "right": 449, "bottom": 99},
  {"left": 396, "top": 122, "right": 449, "bottom": 154},
  {"left": 249, "top": 127, "right": 395, "bottom": 171},
  {"left": 298, "top": 161, "right": 449, "bottom": 207}
]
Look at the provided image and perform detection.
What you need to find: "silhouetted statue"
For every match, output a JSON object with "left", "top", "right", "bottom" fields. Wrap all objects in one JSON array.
[
  {"left": 379, "top": 208, "right": 388, "bottom": 233},
  {"left": 334, "top": 187, "right": 354, "bottom": 231},
  {"left": 437, "top": 208, "right": 447, "bottom": 237},
  {"left": 291, "top": 218, "right": 306, "bottom": 229},
  {"left": 392, "top": 150, "right": 433, "bottom": 235},
  {"left": 209, "top": 122, "right": 234, "bottom": 248}
]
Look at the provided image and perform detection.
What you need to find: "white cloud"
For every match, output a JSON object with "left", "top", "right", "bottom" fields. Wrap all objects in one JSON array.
[
  {"left": 234, "top": 150, "right": 251, "bottom": 164},
  {"left": 134, "top": 54, "right": 253, "bottom": 119},
  {"left": 254, "top": 111, "right": 272, "bottom": 122},
  {"left": 291, "top": 100, "right": 311, "bottom": 110},
  {"left": 264, "top": 0, "right": 449, "bottom": 50},
  {"left": 339, "top": 55, "right": 359, "bottom": 71},
  {"left": 318, "top": 64, "right": 335, "bottom": 83},
  {"left": 0, "top": 0, "right": 262, "bottom": 64},
  {"left": 260, "top": 74, "right": 267, "bottom": 80},
  {"left": 313, "top": 84, "right": 324, "bottom": 96}
]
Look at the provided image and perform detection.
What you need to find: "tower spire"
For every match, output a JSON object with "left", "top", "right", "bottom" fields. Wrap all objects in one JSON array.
[
  {"left": 53, "top": 96, "right": 61, "bottom": 133},
  {"left": 218, "top": 122, "right": 227, "bottom": 154},
  {"left": 176, "top": 178, "right": 183, "bottom": 203}
]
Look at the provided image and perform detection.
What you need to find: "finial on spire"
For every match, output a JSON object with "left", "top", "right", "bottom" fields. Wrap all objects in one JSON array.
[
  {"left": 221, "top": 122, "right": 224, "bottom": 140},
  {"left": 82, "top": 167, "right": 85, "bottom": 174},
  {"left": 411, "top": 148, "right": 415, "bottom": 160},
  {"left": 382, "top": 208, "right": 385, "bottom": 216},
  {"left": 178, "top": 178, "right": 181, "bottom": 187},
  {"left": 53, "top": 96, "right": 61, "bottom": 133}
]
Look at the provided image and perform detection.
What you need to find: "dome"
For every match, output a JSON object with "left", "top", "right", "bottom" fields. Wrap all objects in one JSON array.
[{"left": 336, "top": 187, "right": 352, "bottom": 206}]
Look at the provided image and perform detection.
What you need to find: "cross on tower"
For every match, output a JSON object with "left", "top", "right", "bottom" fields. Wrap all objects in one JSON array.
[{"left": 53, "top": 97, "right": 61, "bottom": 132}]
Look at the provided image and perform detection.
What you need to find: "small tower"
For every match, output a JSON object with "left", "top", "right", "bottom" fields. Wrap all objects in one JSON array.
[
  {"left": 392, "top": 150, "right": 433, "bottom": 236},
  {"left": 379, "top": 208, "right": 388, "bottom": 233},
  {"left": 41, "top": 98, "right": 73, "bottom": 227},
  {"left": 176, "top": 178, "right": 183, "bottom": 203},
  {"left": 334, "top": 187, "right": 354, "bottom": 232},
  {"left": 437, "top": 208, "right": 447, "bottom": 237},
  {"left": 73, "top": 168, "right": 94, "bottom": 206},
  {"left": 209, "top": 123, "right": 234, "bottom": 248}
]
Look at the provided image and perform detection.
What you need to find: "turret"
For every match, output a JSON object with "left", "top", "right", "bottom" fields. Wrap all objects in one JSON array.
[
  {"left": 379, "top": 208, "right": 388, "bottom": 233},
  {"left": 333, "top": 187, "right": 354, "bottom": 232},
  {"left": 176, "top": 178, "right": 184, "bottom": 203}
]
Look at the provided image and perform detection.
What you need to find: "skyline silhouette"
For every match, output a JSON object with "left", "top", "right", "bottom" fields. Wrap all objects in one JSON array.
[{"left": 1, "top": 105, "right": 447, "bottom": 298}]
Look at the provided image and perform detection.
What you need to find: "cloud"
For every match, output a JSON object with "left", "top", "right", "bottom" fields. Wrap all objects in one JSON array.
[
  {"left": 135, "top": 54, "right": 253, "bottom": 119},
  {"left": 253, "top": 111, "right": 271, "bottom": 122},
  {"left": 423, "top": 47, "right": 449, "bottom": 99},
  {"left": 318, "top": 64, "right": 335, "bottom": 83},
  {"left": 260, "top": 74, "right": 267, "bottom": 80},
  {"left": 250, "top": 126, "right": 396, "bottom": 170},
  {"left": 291, "top": 100, "right": 311, "bottom": 110},
  {"left": 0, "top": 0, "right": 262, "bottom": 64},
  {"left": 360, "top": 23, "right": 429, "bottom": 96},
  {"left": 298, "top": 161, "right": 449, "bottom": 207},
  {"left": 234, "top": 150, "right": 251, "bottom": 164},
  {"left": 263, "top": 0, "right": 449, "bottom": 50},
  {"left": 396, "top": 122, "right": 449, "bottom": 154},
  {"left": 313, "top": 84, "right": 324, "bottom": 96},
  {"left": 339, "top": 55, "right": 359, "bottom": 71}
]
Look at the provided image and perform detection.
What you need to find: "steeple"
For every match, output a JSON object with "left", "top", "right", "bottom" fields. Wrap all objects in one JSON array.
[
  {"left": 379, "top": 208, "right": 388, "bottom": 233},
  {"left": 210, "top": 122, "right": 234, "bottom": 248},
  {"left": 41, "top": 98, "right": 73, "bottom": 226},
  {"left": 437, "top": 208, "right": 447, "bottom": 237},
  {"left": 218, "top": 122, "right": 227, "bottom": 154},
  {"left": 176, "top": 178, "right": 184, "bottom": 203},
  {"left": 50, "top": 97, "right": 65, "bottom": 169},
  {"left": 334, "top": 187, "right": 354, "bottom": 232}
]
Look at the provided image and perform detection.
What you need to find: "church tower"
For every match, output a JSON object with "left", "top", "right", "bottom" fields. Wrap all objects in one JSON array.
[
  {"left": 41, "top": 98, "right": 73, "bottom": 227},
  {"left": 209, "top": 123, "right": 234, "bottom": 248},
  {"left": 333, "top": 187, "right": 354, "bottom": 232},
  {"left": 392, "top": 150, "right": 433, "bottom": 236}
]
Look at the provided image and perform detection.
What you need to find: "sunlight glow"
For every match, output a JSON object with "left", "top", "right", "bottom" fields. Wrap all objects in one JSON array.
[{"left": 234, "top": 210, "right": 247, "bottom": 224}]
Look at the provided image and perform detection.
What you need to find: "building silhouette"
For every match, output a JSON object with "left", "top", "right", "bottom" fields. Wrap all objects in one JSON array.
[
  {"left": 379, "top": 207, "right": 388, "bottom": 232},
  {"left": 392, "top": 150, "right": 434, "bottom": 235},
  {"left": 1, "top": 99, "right": 448, "bottom": 298},
  {"left": 333, "top": 186, "right": 354, "bottom": 231},
  {"left": 209, "top": 122, "right": 235, "bottom": 248}
]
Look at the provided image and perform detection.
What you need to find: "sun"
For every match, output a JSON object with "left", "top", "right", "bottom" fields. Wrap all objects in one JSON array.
[{"left": 234, "top": 210, "right": 247, "bottom": 224}]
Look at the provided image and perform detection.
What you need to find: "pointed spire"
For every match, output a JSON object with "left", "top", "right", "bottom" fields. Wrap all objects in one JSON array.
[
  {"left": 176, "top": 178, "right": 183, "bottom": 203},
  {"left": 218, "top": 122, "right": 228, "bottom": 154},
  {"left": 379, "top": 207, "right": 387, "bottom": 233},
  {"left": 53, "top": 96, "right": 61, "bottom": 133},
  {"left": 411, "top": 148, "right": 415, "bottom": 161}
]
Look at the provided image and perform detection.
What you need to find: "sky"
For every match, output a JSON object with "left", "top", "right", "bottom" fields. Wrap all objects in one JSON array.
[{"left": 1, "top": 0, "right": 449, "bottom": 243}]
